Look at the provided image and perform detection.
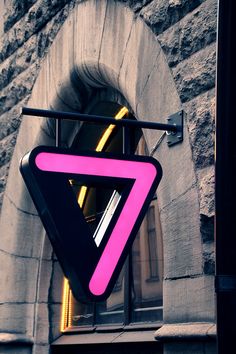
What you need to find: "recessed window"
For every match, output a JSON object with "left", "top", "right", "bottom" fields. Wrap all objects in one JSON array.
[{"left": 61, "top": 102, "right": 163, "bottom": 331}]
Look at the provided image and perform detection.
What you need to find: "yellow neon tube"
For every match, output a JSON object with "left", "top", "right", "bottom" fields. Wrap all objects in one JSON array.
[
  {"left": 95, "top": 106, "right": 128, "bottom": 152},
  {"left": 60, "top": 106, "right": 128, "bottom": 331},
  {"left": 60, "top": 278, "right": 70, "bottom": 332},
  {"left": 77, "top": 106, "right": 128, "bottom": 207}
]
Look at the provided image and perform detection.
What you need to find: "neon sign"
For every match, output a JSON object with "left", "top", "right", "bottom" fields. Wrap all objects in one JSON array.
[{"left": 20, "top": 146, "right": 162, "bottom": 302}]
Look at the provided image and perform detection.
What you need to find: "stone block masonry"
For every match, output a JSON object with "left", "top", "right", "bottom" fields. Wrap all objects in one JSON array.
[
  {"left": 0, "top": 0, "right": 77, "bottom": 209},
  {"left": 0, "top": 1, "right": 217, "bottom": 352},
  {"left": 0, "top": 0, "right": 217, "bottom": 219},
  {"left": 0, "top": 0, "right": 217, "bottom": 277}
]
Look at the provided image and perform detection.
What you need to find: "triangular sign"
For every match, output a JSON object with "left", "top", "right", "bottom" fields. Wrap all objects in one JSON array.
[{"left": 20, "top": 146, "right": 162, "bottom": 302}]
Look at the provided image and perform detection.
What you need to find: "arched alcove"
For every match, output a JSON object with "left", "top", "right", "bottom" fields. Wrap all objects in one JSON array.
[{"left": 0, "top": 1, "right": 215, "bottom": 352}]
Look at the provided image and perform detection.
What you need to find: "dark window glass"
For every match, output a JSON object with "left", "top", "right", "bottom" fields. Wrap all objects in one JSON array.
[
  {"left": 71, "top": 297, "right": 94, "bottom": 327},
  {"left": 147, "top": 205, "right": 159, "bottom": 280},
  {"left": 131, "top": 201, "right": 163, "bottom": 323}
]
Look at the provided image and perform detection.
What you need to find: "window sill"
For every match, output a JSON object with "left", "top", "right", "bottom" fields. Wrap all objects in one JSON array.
[
  {"left": 52, "top": 323, "right": 163, "bottom": 346},
  {"left": 154, "top": 322, "right": 216, "bottom": 342},
  {"left": 0, "top": 333, "right": 33, "bottom": 346}
]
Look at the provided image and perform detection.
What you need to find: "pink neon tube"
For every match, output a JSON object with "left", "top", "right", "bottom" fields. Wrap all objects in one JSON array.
[{"left": 36, "top": 152, "right": 158, "bottom": 296}]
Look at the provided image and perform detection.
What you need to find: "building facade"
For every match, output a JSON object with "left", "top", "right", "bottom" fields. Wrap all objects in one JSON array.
[{"left": 0, "top": 0, "right": 216, "bottom": 353}]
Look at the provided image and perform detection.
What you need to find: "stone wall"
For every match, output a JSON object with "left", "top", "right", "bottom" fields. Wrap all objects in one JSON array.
[
  {"left": 0, "top": 0, "right": 217, "bottom": 352},
  {"left": 0, "top": 0, "right": 216, "bottom": 218},
  {"left": 0, "top": 0, "right": 77, "bottom": 210},
  {"left": 141, "top": 0, "right": 216, "bottom": 274}
]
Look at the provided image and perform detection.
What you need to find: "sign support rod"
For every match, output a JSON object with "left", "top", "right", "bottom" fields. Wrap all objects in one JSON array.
[
  {"left": 21, "top": 107, "right": 182, "bottom": 134},
  {"left": 55, "top": 118, "right": 61, "bottom": 148}
]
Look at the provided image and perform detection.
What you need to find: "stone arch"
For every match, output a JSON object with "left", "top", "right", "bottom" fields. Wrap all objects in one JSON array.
[{"left": 0, "top": 0, "right": 214, "bottom": 351}]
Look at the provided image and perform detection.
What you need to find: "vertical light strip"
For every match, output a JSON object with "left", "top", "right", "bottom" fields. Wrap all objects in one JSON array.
[
  {"left": 68, "top": 290, "right": 73, "bottom": 327},
  {"left": 60, "top": 278, "right": 70, "bottom": 332},
  {"left": 60, "top": 106, "right": 128, "bottom": 331}
]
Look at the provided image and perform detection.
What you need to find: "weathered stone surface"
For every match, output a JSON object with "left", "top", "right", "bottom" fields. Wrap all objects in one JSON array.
[
  {"left": 151, "top": 121, "right": 196, "bottom": 212},
  {"left": 184, "top": 89, "right": 215, "bottom": 169},
  {"left": 4, "top": 0, "right": 37, "bottom": 32},
  {"left": 0, "top": 333, "right": 33, "bottom": 345},
  {"left": 183, "top": 88, "right": 215, "bottom": 268},
  {"left": 36, "top": 258, "right": 63, "bottom": 304},
  {"left": 0, "top": 65, "right": 38, "bottom": 115},
  {"left": 155, "top": 322, "right": 216, "bottom": 340},
  {"left": 32, "top": 344, "right": 50, "bottom": 354},
  {"left": 36, "top": 1, "right": 76, "bottom": 59},
  {"left": 160, "top": 187, "right": 202, "bottom": 279},
  {"left": 41, "top": 233, "right": 53, "bottom": 261},
  {"left": 140, "top": 0, "right": 206, "bottom": 35},
  {"left": 135, "top": 47, "right": 181, "bottom": 152},
  {"left": 1, "top": 118, "right": 54, "bottom": 217},
  {"left": 118, "top": 0, "right": 153, "bottom": 12},
  {"left": 0, "top": 131, "right": 17, "bottom": 168},
  {"left": 164, "top": 275, "right": 215, "bottom": 323},
  {"left": 202, "top": 234, "right": 215, "bottom": 275},
  {"left": 99, "top": 1, "right": 135, "bottom": 90},
  {"left": 173, "top": 43, "right": 216, "bottom": 102},
  {"left": 0, "top": 250, "right": 39, "bottom": 302},
  {"left": 0, "top": 99, "right": 27, "bottom": 140},
  {"left": 158, "top": 0, "right": 217, "bottom": 67},
  {"left": 118, "top": 13, "right": 162, "bottom": 110},
  {"left": 49, "top": 303, "right": 61, "bottom": 342},
  {"left": 0, "top": 1, "right": 217, "bottom": 351},
  {"left": 200, "top": 215, "right": 214, "bottom": 244},
  {"left": 198, "top": 166, "right": 215, "bottom": 275},
  {"left": 0, "top": 164, "right": 10, "bottom": 191},
  {"left": 1, "top": 0, "right": 76, "bottom": 79},
  {"left": 0, "top": 192, "right": 4, "bottom": 210},
  {"left": 0, "top": 163, "right": 10, "bottom": 209},
  {"left": 0, "top": 0, "right": 75, "bottom": 63},
  {"left": 0, "top": 36, "right": 38, "bottom": 90},
  {"left": 73, "top": 0, "right": 108, "bottom": 90},
  {"left": 35, "top": 259, "right": 53, "bottom": 304},
  {"left": 50, "top": 261, "right": 64, "bottom": 304},
  {"left": 0, "top": 303, "right": 34, "bottom": 335},
  {"left": 34, "top": 303, "right": 50, "bottom": 345},
  {"left": 0, "top": 159, "right": 10, "bottom": 210},
  {"left": 0, "top": 195, "right": 45, "bottom": 258},
  {"left": 197, "top": 165, "right": 215, "bottom": 217}
]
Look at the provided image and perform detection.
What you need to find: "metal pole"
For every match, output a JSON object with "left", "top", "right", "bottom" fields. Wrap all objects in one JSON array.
[
  {"left": 21, "top": 107, "right": 179, "bottom": 133},
  {"left": 215, "top": 1, "right": 236, "bottom": 352},
  {"left": 55, "top": 118, "right": 61, "bottom": 148}
]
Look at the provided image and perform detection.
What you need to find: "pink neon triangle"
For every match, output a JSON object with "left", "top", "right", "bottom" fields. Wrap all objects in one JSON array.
[{"left": 36, "top": 152, "right": 158, "bottom": 296}]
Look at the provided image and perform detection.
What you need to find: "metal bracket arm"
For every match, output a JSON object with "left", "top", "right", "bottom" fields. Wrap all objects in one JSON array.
[{"left": 21, "top": 107, "right": 184, "bottom": 146}]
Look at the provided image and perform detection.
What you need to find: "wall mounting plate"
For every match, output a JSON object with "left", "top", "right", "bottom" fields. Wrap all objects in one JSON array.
[{"left": 166, "top": 110, "right": 184, "bottom": 147}]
